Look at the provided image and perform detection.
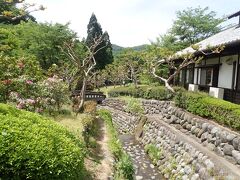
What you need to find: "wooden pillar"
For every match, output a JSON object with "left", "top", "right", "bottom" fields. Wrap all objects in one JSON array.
[{"left": 236, "top": 53, "right": 240, "bottom": 91}]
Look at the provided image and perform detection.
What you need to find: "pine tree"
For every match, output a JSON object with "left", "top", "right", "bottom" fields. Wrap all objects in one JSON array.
[{"left": 86, "top": 13, "right": 113, "bottom": 70}]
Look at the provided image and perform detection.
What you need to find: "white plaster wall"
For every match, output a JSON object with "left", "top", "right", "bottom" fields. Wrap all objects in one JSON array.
[
  {"left": 218, "top": 55, "right": 237, "bottom": 89},
  {"left": 194, "top": 68, "right": 198, "bottom": 84}
]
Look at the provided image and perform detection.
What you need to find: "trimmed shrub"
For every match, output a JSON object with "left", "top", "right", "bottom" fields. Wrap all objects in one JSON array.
[
  {"left": 0, "top": 103, "right": 86, "bottom": 179},
  {"left": 108, "top": 85, "right": 174, "bottom": 100},
  {"left": 174, "top": 91, "right": 240, "bottom": 130},
  {"left": 98, "top": 109, "right": 134, "bottom": 180}
]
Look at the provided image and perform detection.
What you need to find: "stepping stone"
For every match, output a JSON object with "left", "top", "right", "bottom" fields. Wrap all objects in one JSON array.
[{"left": 150, "top": 164, "right": 155, "bottom": 168}]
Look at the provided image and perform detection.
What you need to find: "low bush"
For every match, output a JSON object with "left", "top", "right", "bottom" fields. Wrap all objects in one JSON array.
[
  {"left": 115, "top": 153, "right": 135, "bottom": 180},
  {"left": 98, "top": 109, "right": 134, "bottom": 180},
  {"left": 0, "top": 103, "right": 86, "bottom": 179},
  {"left": 81, "top": 114, "right": 97, "bottom": 147},
  {"left": 124, "top": 97, "right": 144, "bottom": 116},
  {"left": 83, "top": 100, "right": 97, "bottom": 114},
  {"left": 108, "top": 85, "right": 174, "bottom": 100},
  {"left": 144, "top": 144, "right": 162, "bottom": 165},
  {"left": 174, "top": 91, "right": 240, "bottom": 130}
]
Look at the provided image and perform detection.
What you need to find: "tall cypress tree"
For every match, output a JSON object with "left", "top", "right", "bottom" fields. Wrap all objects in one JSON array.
[{"left": 86, "top": 13, "right": 113, "bottom": 70}]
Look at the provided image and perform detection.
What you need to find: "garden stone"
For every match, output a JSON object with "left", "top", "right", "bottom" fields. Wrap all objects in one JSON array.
[
  {"left": 223, "top": 144, "right": 234, "bottom": 156},
  {"left": 200, "top": 132, "right": 208, "bottom": 142},
  {"left": 191, "top": 126, "right": 197, "bottom": 133},
  {"left": 136, "top": 176, "right": 143, "bottom": 180},
  {"left": 220, "top": 131, "right": 228, "bottom": 143},
  {"left": 226, "top": 134, "right": 236, "bottom": 144},
  {"left": 182, "top": 175, "right": 189, "bottom": 180},
  {"left": 204, "top": 159, "right": 214, "bottom": 170},
  {"left": 186, "top": 124, "right": 192, "bottom": 131},
  {"left": 198, "top": 168, "right": 208, "bottom": 179},
  {"left": 184, "top": 165, "right": 192, "bottom": 175},
  {"left": 191, "top": 174, "right": 200, "bottom": 180},
  {"left": 207, "top": 124, "right": 214, "bottom": 133},
  {"left": 197, "top": 129, "right": 204, "bottom": 138},
  {"left": 210, "top": 127, "right": 219, "bottom": 136},
  {"left": 232, "top": 137, "right": 240, "bottom": 150},
  {"left": 232, "top": 150, "right": 240, "bottom": 164},
  {"left": 202, "top": 123, "right": 208, "bottom": 131}
]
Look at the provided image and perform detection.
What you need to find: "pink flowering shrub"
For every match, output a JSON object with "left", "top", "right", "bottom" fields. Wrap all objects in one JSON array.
[
  {"left": 7, "top": 75, "right": 69, "bottom": 113},
  {"left": 38, "top": 75, "right": 70, "bottom": 113}
]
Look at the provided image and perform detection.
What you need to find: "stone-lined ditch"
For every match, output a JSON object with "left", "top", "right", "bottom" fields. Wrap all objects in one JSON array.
[
  {"left": 101, "top": 98, "right": 240, "bottom": 179},
  {"left": 102, "top": 105, "right": 163, "bottom": 179}
]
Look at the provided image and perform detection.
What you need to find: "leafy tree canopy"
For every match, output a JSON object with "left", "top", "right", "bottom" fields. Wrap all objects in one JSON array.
[
  {"left": 156, "top": 6, "right": 224, "bottom": 52},
  {"left": 0, "top": 21, "right": 77, "bottom": 70},
  {"left": 0, "top": 0, "right": 44, "bottom": 24}
]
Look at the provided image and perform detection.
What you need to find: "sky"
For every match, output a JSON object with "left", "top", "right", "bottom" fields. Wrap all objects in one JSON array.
[{"left": 27, "top": 0, "right": 240, "bottom": 47}]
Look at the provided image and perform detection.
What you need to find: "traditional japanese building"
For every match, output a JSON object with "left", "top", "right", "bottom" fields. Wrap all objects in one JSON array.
[{"left": 177, "top": 10, "right": 240, "bottom": 104}]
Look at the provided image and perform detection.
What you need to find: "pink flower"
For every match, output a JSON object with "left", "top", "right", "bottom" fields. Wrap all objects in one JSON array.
[
  {"left": 16, "top": 101, "right": 25, "bottom": 109},
  {"left": 26, "top": 80, "right": 33, "bottom": 85},
  {"left": 26, "top": 99, "right": 35, "bottom": 105}
]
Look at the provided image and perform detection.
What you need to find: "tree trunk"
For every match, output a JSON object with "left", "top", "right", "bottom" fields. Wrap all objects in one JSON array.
[
  {"left": 134, "top": 78, "right": 138, "bottom": 88},
  {"left": 78, "top": 77, "right": 87, "bottom": 113},
  {"left": 165, "top": 80, "right": 175, "bottom": 93}
]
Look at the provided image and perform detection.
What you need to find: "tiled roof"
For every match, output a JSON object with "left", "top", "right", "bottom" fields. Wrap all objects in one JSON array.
[{"left": 176, "top": 25, "right": 240, "bottom": 56}]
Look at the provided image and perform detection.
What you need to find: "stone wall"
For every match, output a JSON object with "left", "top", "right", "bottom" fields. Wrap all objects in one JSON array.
[
  {"left": 141, "top": 119, "right": 220, "bottom": 179},
  {"left": 101, "top": 98, "right": 240, "bottom": 179},
  {"left": 142, "top": 100, "right": 240, "bottom": 166}
]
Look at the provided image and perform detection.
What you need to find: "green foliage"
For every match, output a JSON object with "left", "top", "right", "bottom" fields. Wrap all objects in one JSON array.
[
  {"left": 81, "top": 114, "right": 97, "bottom": 147},
  {"left": 0, "top": 0, "right": 38, "bottom": 25},
  {"left": 144, "top": 144, "right": 162, "bottom": 164},
  {"left": 174, "top": 90, "right": 240, "bottom": 130},
  {"left": 86, "top": 14, "right": 113, "bottom": 70},
  {"left": 115, "top": 153, "right": 134, "bottom": 180},
  {"left": 155, "top": 6, "right": 224, "bottom": 52},
  {"left": 124, "top": 97, "right": 144, "bottom": 116},
  {"left": 108, "top": 85, "right": 174, "bottom": 100},
  {"left": 0, "top": 21, "right": 77, "bottom": 70},
  {"left": 0, "top": 54, "right": 43, "bottom": 103},
  {"left": 0, "top": 103, "right": 86, "bottom": 179},
  {"left": 38, "top": 76, "right": 70, "bottom": 112},
  {"left": 171, "top": 7, "right": 224, "bottom": 45},
  {"left": 98, "top": 109, "right": 134, "bottom": 179}
]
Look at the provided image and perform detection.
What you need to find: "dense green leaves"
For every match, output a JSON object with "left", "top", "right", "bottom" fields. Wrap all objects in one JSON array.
[
  {"left": 0, "top": 22, "right": 77, "bottom": 70},
  {"left": 174, "top": 90, "right": 240, "bottom": 130},
  {"left": 0, "top": 103, "right": 85, "bottom": 179},
  {"left": 86, "top": 13, "right": 113, "bottom": 70},
  {"left": 0, "top": 0, "right": 42, "bottom": 25},
  {"left": 108, "top": 85, "right": 174, "bottom": 100},
  {"left": 155, "top": 6, "right": 224, "bottom": 52},
  {"left": 172, "top": 7, "right": 224, "bottom": 45}
]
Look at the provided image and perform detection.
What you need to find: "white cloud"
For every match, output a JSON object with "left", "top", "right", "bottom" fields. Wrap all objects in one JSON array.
[{"left": 27, "top": 0, "right": 238, "bottom": 47}]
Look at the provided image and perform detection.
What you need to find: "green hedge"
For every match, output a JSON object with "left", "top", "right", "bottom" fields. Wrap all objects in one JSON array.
[
  {"left": 174, "top": 91, "right": 240, "bottom": 130},
  {"left": 108, "top": 86, "right": 173, "bottom": 100},
  {"left": 0, "top": 103, "right": 86, "bottom": 179},
  {"left": 97, "top": 109, "right": 134, "bottom": 180}
]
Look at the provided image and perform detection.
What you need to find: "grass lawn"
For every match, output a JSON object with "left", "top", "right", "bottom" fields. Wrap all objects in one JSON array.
[{"left": 56, "top": 114, "right": 86, "bottom": 140}]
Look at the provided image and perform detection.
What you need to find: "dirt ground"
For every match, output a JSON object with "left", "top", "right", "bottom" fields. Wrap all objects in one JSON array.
[{"left": 84, "top": 118, "right": 114, "bottom": 180}]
